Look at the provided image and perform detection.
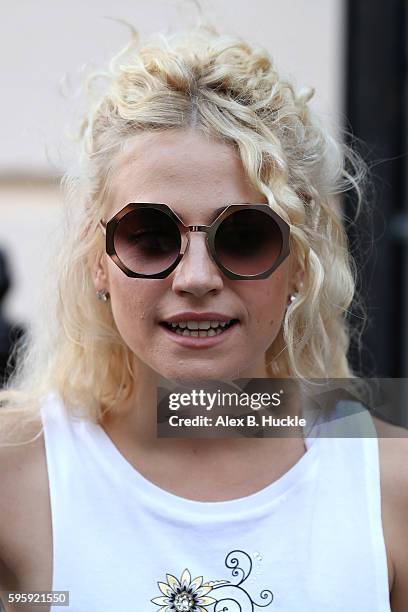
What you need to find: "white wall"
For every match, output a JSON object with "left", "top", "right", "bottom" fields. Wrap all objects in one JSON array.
[
  {"left": 0, "top": 0, "right": 345, "bottom": 325},
  {"left": 0, "top": 180, "right": 62, "bottom": 325}
]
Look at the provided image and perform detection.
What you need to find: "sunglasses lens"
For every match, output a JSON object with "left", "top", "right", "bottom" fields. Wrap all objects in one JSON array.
[
  {"left": 114, "top": 208, "right": 180, "bottom": 275},
  {"left": 214, "top": 209, "right": 283, "bottom": 276}
]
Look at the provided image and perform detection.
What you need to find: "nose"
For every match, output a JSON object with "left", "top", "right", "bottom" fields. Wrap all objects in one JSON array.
[{"left": 171, "top": 232, "right": 224, "bottom": 297}]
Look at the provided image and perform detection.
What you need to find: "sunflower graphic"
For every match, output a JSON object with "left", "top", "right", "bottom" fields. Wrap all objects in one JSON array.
[{"left": 151, "top": 568, "right": 218, "bottom": 611}]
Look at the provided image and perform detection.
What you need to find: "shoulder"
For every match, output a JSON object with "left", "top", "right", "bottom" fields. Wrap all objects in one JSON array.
[
  {"left": 372, "top": 416, "right": 408, "bottom": 610},
  {"left": 373, "top": 415, "right": 408, "bottom": 471},
  {"left": 0, "top": 414, "right": 47, "bottom": 587},
  {"left": 0, "top": 413, "right": 47, "bottom": 511},
  {"left": 373, "top": 417, "right": 408, "bottom": 487}
]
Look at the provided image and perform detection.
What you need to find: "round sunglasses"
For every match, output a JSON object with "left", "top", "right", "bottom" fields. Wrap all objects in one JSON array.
[{"left": 99, "top": 203, "right": 290, "bottom": 280}]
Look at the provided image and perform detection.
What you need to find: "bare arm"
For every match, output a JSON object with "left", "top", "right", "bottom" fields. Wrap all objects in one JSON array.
[
  {"left": 373, "top": 417, "right": 408, "bottom": 611},
  {"left": 0, "top": 418, "right": 48, "bottom": 596}
]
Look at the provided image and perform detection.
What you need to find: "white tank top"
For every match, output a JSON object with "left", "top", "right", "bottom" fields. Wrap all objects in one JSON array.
[{"left": 41, "top": 393, "right": 391, "bottom": 611}]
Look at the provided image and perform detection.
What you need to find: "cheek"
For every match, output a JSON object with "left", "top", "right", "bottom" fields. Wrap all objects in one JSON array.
[
  {"left": 244, "top": 279, "right": 288, "bottom": 332},
  {"left": 107, "top": 267, "right": 159, "bottom": 342}
]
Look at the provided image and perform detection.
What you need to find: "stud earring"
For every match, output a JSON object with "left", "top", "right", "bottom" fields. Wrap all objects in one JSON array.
[
  {"left": 286, "top": 292, "right": 298, "bottom": 307},
  {"left": 96, "top": 290, "right": 110, "bottom": 302}
]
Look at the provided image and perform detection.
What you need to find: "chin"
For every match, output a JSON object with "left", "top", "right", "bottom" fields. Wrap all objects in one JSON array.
[{"left": 155, "top": 364, "right": 243, "bottom": 384}]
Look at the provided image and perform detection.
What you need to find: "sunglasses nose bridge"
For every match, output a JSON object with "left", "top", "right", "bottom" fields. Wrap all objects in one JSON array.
[
  {"left": 177, "top": 226, "right": 225, "bottom": 281},
  {"left": 171, "top": 227, "right": 225, "bottom": 295},
  {"left": 182, "top": 226, "right": 212, "bottom": 259}
]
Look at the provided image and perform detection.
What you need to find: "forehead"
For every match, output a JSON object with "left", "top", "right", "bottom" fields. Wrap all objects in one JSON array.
[{"left": 107, "top": 129, "right": 267, "bottom": 218}]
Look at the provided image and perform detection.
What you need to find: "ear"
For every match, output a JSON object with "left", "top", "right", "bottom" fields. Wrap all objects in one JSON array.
[
  {"left": 91, "top": 251, "right": 110, "bottom": 293},
  {"left": 294, "top": 267, "right": 304, "bottom": 291},
  {"left": 288, "top": 254, "right": 304, "bottom": 293}
]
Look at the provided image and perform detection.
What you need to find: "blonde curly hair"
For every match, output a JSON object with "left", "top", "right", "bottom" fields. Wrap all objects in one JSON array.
[{"left": 0, "top": 23, "right": 368, "bottom": 434}]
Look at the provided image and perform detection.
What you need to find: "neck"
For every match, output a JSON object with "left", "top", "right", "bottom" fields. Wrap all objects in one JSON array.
[{"left": 100, "top": 360, "right": 305, "bottom": 458}]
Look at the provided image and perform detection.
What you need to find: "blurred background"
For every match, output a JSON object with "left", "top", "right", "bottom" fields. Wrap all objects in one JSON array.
[{"left": 0, "top": 1, "right": 406, "bottom": 414}]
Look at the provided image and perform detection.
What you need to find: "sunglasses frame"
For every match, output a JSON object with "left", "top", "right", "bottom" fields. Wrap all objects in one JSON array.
[{"left": 99, "top": 202, "right": 290, "bottom": 280}]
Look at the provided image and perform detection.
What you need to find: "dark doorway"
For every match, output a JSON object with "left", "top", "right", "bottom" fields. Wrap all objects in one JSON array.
[{"left": 345, "top": 0, "right": 407, "bottom": 382}]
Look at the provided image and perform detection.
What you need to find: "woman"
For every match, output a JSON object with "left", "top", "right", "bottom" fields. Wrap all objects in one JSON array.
[{"left": 0, "top": 24, "right": 407, "bottom": 612}]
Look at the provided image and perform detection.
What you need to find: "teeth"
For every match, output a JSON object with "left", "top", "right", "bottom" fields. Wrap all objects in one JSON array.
[
  {"left": 174, "top": 327, "right": 226, "bottom": 337},
  {"left": 166, "top": 318, "right": 237, "bottom": 338},
  {"left": 167, "top": 319, "right": 232, "bottom": 330}
]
